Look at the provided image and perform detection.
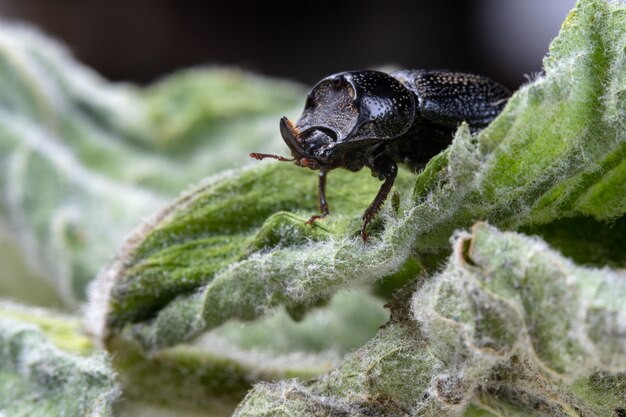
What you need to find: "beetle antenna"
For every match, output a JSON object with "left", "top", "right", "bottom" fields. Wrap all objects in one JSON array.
[{"left": 250, "top": 152, "right": 294, "bottom": 162}]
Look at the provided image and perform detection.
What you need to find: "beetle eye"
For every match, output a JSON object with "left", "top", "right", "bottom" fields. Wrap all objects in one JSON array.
[{"left": 331, "top": 76, "right": 345, "bottom": 89}]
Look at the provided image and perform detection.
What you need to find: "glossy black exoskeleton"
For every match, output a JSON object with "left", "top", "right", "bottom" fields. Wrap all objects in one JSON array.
[{"left": 251, "top": 70, "right": 510, "bottom": 241}]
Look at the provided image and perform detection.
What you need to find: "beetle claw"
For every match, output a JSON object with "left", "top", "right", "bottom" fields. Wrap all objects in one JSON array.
[{"left": 305, "top": 214, "right": 325, "bottom": 225}]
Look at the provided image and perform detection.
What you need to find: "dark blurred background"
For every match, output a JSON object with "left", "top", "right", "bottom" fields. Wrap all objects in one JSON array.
[{"left": 0, "top": 0, "right": 575, "bottom": 89}]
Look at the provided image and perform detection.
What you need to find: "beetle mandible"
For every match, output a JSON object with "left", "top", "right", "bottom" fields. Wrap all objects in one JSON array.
[{"left": 251, "top": 70, "right": 510, "bottom": 242}]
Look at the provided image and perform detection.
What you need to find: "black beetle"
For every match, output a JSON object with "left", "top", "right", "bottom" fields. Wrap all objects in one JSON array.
[{"left": 251, "top": 70, "right": 510, "bottom": 241}]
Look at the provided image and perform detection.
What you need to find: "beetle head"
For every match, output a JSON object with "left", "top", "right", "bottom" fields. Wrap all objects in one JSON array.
[
  {"left": 251, "top": 71, "right": 415, "bottom": 170},
  {"left": 295, "top": 71, "right": 415, "bottom": 166}
]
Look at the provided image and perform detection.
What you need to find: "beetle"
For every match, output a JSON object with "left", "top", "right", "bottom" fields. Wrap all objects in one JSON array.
[{"left": 251, "top": 69, "right": 510, "bottom": 242}]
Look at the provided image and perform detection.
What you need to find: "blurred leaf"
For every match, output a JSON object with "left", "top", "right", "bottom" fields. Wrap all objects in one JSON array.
[
  {"left": 0, "top": 302, "right": 118, "bottom": 417},
  {"left": 234, "top": 223, "right": 626, "bottom": 416},
  {"left": 0, "top": 301, "right": 93, "bottom": 355},
  {"left": 0, "top": 223, "right": 62, "bottom": 306},
  {"left": 0, "top": 24, "right": 304, "bottom": 305},
  {"left": 94, "top": 0, "right": 626, "bottom": 352},
  {"left": 520, "top": 214, "right": 626, "bottom": 267},
  {"left": 107, "top": 290, "right": 388, "bottom": 411},
  {"left": 0, "top": 20, "right": 393, "bottom": 413},
  {"left": 141, "top": 68, "right": 304, "bottom": 151}
]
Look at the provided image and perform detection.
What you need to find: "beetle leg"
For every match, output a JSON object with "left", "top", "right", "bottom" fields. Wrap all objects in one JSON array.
[
  {"left": 318, "top": 170, "right": 329, "bottom": 216},
  {"left": 362, "top": 156, "right": 397, "bottom": 242},
  {"left": 306, "top": 170, "right": 329, "bottom": 224}
]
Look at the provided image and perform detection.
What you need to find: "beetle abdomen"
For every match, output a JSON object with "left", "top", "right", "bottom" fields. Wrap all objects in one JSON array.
[{"left": 391, "top": 70, "right": 511, "bottom": 129}]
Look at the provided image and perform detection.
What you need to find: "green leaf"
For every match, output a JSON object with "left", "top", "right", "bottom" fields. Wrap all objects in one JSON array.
[
  {"left": 0, "top": 224, "right": 62, "bottom": 307},
  {"left": 0, "top": 302, "right": 119, "bottom": 417},
  {"left": 94, "top": 0, "right": 626, "bottom": 352},
  {"left": 0, "top": 21, "right": 391, "bottom": 410},
  {"left": 107, "top": 290, "right": 388, "bottom": 413},
  {"left": 0, "top": 24, "right": 304, "bottom": 305},
  {"left": 234, "top": 223, "right": 626, "bottom": 416},
  {"left": 3, "top": 0, "right": 624, "bottom": 414}
]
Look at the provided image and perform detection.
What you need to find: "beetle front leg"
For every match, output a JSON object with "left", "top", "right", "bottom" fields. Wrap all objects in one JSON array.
[
  {"left": 306, "top": 170, "right": 329, "bottom": 224},
  {"left": 362, "top": 156, "right": 397, "bottom": 242}
]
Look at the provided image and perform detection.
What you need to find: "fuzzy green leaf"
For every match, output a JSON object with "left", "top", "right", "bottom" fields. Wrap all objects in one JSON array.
[
  {"left": 105, "top": 290, "right": 388, "bottom": 412},
  {"left": 234, "top": 223, "right": 626, "bottom": 416},
  {"left": 0, "top": 21, "right": 392, "bottom": 410},
  {"left": 94, "top": 0, "right": 626, "bottom": 352},
  {"left": 0, "top": 24, "right": 304, "bottom": 305},
  {"left": 0, "top": 302, "right": 119, "bottom": 417}
]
